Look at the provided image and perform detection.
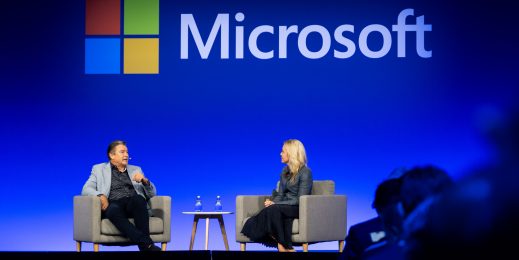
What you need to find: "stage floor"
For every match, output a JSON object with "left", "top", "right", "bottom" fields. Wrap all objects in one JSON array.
[{"left": 0, "top": 251, "right": 342, "bottom": 260}]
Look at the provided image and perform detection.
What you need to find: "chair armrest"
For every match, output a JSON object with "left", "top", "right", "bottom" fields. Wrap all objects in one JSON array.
[
  {"left": 298, "top": 195, "right": 347, "bottom": 242},
  {"left": 150, "top": 196, "right": 171, "bottom": 219},
  {"left": 235, "top": 195, "right": 270, "bottom": 239},
  {"left": 73, "top": 195, "right": 101, "bottom": 242},
  {"left": 150, "top": 196, "right": 171, "bottom": 240}
]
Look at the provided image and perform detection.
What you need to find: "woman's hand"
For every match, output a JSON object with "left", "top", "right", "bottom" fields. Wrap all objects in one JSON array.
[{"left": 264, "top": 199, "right": 275, "bottom": 207}]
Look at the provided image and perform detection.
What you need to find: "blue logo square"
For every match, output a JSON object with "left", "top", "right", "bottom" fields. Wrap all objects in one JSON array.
[{"left": 85, "top": 38, "right": 121, "bottom": 74}]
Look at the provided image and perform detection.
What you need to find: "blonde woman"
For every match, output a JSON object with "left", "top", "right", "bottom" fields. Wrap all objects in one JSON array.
[{"left": 241, "top": 139, "right": 313, "bottom": 252}]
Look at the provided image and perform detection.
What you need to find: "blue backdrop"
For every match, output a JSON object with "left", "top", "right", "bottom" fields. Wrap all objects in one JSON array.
[{"left": 0, "top": 0, "right": 517, "bottom": 251}]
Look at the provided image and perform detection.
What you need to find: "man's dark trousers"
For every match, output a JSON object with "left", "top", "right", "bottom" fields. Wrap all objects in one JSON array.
[{"left": 103, "top": 194, "right": 153, "bottom": 245}]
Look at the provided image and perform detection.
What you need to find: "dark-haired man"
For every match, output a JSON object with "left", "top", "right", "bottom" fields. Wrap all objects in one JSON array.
[{"left": 81, "top": 140, "right": 161, "bottom": 251}]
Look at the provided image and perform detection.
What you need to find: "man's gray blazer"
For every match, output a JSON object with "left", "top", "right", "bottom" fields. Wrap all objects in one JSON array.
[{"left": 81, "top": 162, "right": 157, "bottom": 212}]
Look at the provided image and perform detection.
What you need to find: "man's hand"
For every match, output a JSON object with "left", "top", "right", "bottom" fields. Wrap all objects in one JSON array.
[
  {"left": 132, "top": 172, "right": 150, "bottom": 186},
  {"left": 99, "top": 194, "right": 109, "bottom": 211},
  {"left": 264, "top": 199, "right": 275, "bottom": 207}
]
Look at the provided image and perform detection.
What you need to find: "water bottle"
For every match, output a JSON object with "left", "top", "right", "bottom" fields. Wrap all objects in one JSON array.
[
  {"left": 195, "top": 195, "right": 203, "bottom": 212},
  {"left": 214, "top": 195, "right": 222, "bottom": 211}
]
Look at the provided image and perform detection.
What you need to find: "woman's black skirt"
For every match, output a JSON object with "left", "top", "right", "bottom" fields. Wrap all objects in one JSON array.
[{"left": 241, "top": 204, "right": 299, "bottom": 249}]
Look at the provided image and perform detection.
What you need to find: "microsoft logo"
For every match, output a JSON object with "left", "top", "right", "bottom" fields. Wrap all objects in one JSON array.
[{"left": 85, "top": 0, "right": 159, "bottom": 74}]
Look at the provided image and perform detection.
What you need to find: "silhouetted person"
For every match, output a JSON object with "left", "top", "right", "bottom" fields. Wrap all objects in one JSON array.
[
  {"left": 402, "top": 108, "right": 519, "bottom": 259},
  {"left": 362, "top": 165, "right": 453, "bottom": 260},
  {"left": 342, "top": 178, "right": 402, "bottom": 260},
  {"left": 399, "top": 166, "right": 454, "bottom": 217}
]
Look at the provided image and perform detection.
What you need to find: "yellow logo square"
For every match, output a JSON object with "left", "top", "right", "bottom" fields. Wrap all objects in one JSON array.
[{"left": 124, "top": 38, "right": 159, "bottom": 74}]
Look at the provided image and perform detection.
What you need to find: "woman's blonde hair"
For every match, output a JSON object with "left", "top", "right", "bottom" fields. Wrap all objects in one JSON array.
[{"left": 283, "top": 139, "right": 308, "bottom": 182}]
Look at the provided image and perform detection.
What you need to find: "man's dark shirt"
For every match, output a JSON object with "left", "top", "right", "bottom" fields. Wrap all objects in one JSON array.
[{"left": 108, "top": 163, "right": 137, "bottom": 201}]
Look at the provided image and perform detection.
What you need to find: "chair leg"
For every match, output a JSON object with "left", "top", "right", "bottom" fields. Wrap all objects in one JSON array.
[
  {"left": 76, "top": 241, "right": 81, "bottom": 252},
  {"left": 339, "top": 240, "right": 345, "bottom": 252},
  {"left": 240, "top": 243, "right": 246, "bottom": 251},
  {"left": 161, "top": 242, "right": 167, "bottom": 251},
  {"left": 302, "top": 243, "right": 309, "bottom": 252},
  {"left": 93, "top": 243, "right": 99, "bottom": 252}
]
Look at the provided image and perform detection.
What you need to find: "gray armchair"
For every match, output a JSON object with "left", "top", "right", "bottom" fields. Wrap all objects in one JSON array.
[
  {"left": 73, "top": 195, "right": 171, "bottom": 252},
  {"left": 236, "top": 180, "right": 347, "bottom": 252}
]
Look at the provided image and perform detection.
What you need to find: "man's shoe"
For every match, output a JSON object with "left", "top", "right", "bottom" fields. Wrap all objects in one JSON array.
[
  {"left": 148, "top": 244, "right": 162, "bottom": 251},
  {"left": 139, "top": 243, "right": 162, "bottom": 252}
]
